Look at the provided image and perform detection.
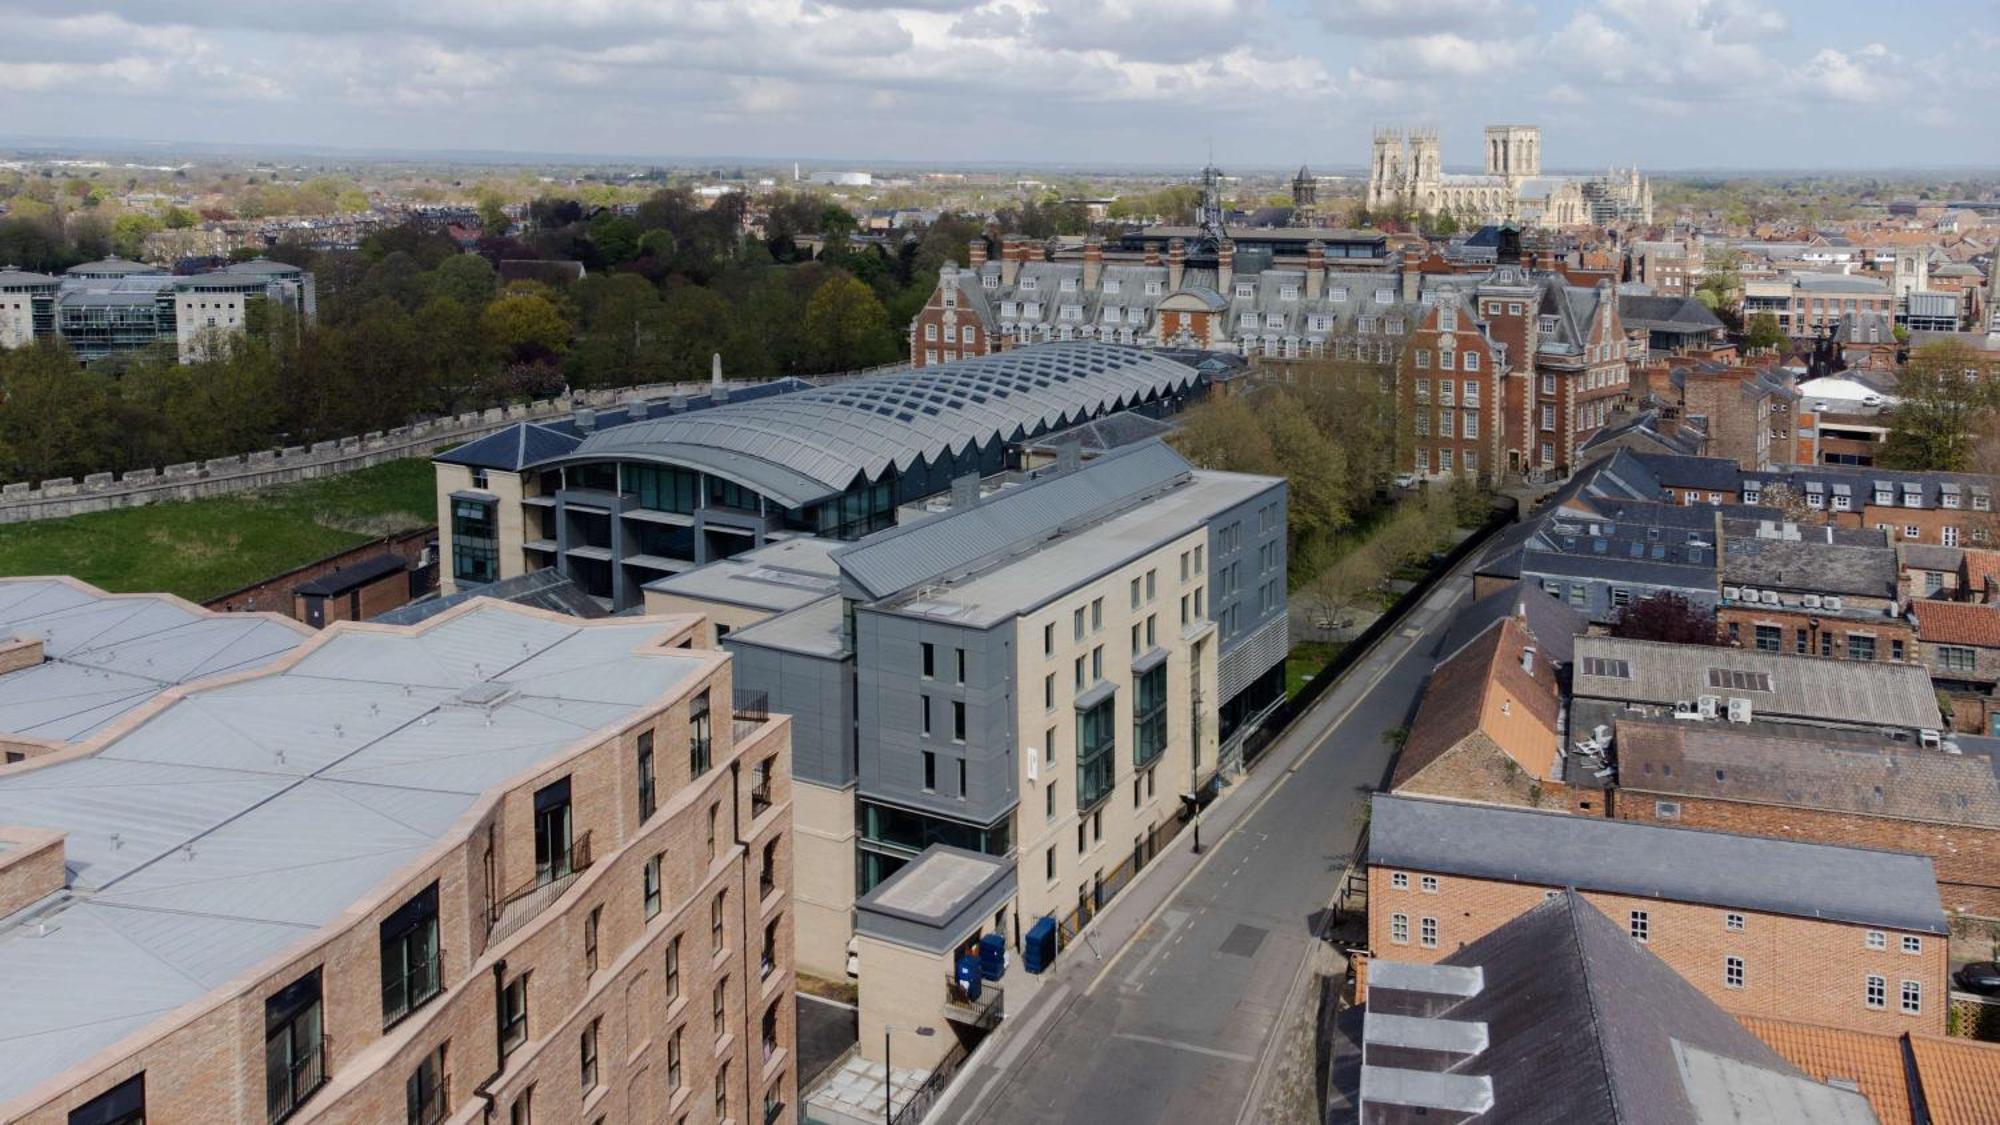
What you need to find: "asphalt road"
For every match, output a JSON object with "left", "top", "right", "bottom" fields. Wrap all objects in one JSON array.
[{"left": 944, "top": 574, "right": 1471, "bottom": 1125}]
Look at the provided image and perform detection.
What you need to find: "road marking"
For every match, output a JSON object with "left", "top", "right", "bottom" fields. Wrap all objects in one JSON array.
[
  {"left": 1120, "top": 910, "right": 1188, "bottom": 990},
  {"left": 1112, "top": 1032, "right": 1256, "bottom": 1064}
]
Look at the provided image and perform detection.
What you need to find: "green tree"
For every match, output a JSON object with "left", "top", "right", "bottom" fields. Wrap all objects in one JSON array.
[
  {"left": 162, "top": 205, "right": 195, "bottom": 230},
  {"left": 482, "top": 291, "right": 572, "bottom": 364},
  {"left": 801, "top": 273, "right": 897, "bottom": 372},
  {"left": 429, "top": 253, "right": 498, "bottom": 306},
  {"left": 476, "top": 190, "right": 510, "bottom": 235},
  {"left": 1880, "top": 340, "right": 2000, "bottom": 471},
  {"left": 1742, "top": 312, "right": 1786, "bottom": 353},
  {"left": 111, "top": 212, "right": 161, "bottom": 259},
  {"left": 0, "top": 340, "right": 121, "bottom": 481}
]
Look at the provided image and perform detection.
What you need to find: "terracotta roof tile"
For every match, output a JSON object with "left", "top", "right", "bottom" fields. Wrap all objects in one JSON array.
[
  {"left": 1962, "top": 549, "right": 2000, "bottom": 594},
  {"left": 1908, "top": 1033, "right": 2000, "bottom": 1124},
  {"left": 1739, "top": 1016, "right": 1913, "bottom": 1125},
  {"left": 1913, "top": 600, "right": 2000, "bottom": 648}
]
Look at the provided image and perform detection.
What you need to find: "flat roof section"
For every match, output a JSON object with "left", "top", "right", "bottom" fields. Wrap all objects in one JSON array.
[
  {"left": 856, "top": 844, "right": 1015, "bottom": 955},
  {"left": 645, "top": 536, "right": 844, "bottom": 613},
  {"left": 0, "top": 577, "right": 310, "bottom": 745},
  {"left": 0, "top": 601, "right": 710, "bottom": 1109}
]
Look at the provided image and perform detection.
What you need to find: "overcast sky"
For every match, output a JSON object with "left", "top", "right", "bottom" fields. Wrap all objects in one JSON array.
[{"left": 2, "top": 0, "right": 1996, "bottom": 171}]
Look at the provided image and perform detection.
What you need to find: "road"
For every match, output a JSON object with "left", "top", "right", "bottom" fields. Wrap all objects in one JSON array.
[{"left": 938, "top": 571, "right": 1472, "bottom": 1125}]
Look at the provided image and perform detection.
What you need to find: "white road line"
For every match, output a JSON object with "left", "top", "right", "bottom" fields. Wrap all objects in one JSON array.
[{"left": 1112, "top": 1032, "right": 1256, "bottom": 1064}]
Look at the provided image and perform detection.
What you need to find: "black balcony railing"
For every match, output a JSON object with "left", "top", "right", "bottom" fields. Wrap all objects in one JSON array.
[
  {"left": 408, "top": 1072, "right": 450, "bottom": 1125},
  {"left": 751, "top": 772, "right": 774, "bottom": 817},
  {"left": 266, "top": 1039, "right": 327, "bottom": 1124},
  {"left": 488, "top": 831, "right": 593, "bottom": 944}
]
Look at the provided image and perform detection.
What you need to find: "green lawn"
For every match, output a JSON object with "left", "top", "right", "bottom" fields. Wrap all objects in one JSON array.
[
  {"left": 0, "top": 457, "right": 439, "bottom": 603},
  {"left": 1286, "top": 640, "right": 1347, "bottom": 699}
]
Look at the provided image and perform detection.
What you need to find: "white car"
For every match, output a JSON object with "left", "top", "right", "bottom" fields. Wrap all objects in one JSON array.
[{"left": 1393, "top": 473, "right": 1419, "bottom": 489}]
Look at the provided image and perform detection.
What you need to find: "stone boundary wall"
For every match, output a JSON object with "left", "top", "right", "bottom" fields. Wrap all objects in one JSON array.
[{"left": 0, "top": 363, "right": 908, "bottom": 525}]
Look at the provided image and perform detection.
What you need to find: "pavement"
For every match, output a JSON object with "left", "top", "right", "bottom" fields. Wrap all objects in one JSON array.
[
  {"left": 798, "top": 994, "right": 860, "bottom": 1090},
  {"left": 807, "top": 1055, "right": 931, "bottom": 1125},
  {"left": 931, "top": 567, "right": 1474, "bottom": 1125}
]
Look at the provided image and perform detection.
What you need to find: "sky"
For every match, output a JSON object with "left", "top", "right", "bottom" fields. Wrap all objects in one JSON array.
[{"left": 1, "top": 0, "right": 1997, "bottom": 171}]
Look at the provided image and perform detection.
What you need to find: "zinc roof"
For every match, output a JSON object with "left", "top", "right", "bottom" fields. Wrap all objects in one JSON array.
[
  {"left": 556, "top": 343, "right": 1203, "bottom": 507},
  {"left": 0, "top": 602, "right": 706, "bottom": 1108}
]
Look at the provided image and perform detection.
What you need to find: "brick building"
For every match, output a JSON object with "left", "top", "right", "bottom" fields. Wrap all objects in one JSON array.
[
  {"left": 1612, "top": 720, "right": 2000, "bottom": 916},
  {"left": 1716, "top": 519, "right": 1911, "bottom": 662},
  {"left": 1367, "top": 794, "right": 1951, "bottom": 1035},
  {"left": 0, "top": 599, "right": 798, "bottom": 1125},
  {"left": 1910, "top": 600, "right": 2000, "bottom": 734},
  {"left": 1359, "top": 893, "right": 1878, "bottom": 1122},
  {"left": 1405, "top": 289, "right": 1506, "bottom": 479},
  {"left": 1744, "top": 1015, "right": 2000, "bottom": 1125}
]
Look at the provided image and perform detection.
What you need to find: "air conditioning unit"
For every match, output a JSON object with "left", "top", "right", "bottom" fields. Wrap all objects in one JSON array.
[
  {"left": 1723, "top": 586, "right": 1741, "bottom": 600},
  {"left": 1698, "top": 695, "right": 1721, "bottom": 720},
  {"left": 1760, "top": 590, "right": 1779, "bottom": 605},
  {"left": 1825, "top": 596, "right": 1843, "bottom": 611},
  {"left": 1673, "top": 700, "right": 1701, "bottom": 719},
  {"left": 1803, "top": 594, "right": 1822, "bottom": 608},
  {"left": 1920, "top": 729, "right": 1942, "bottom": 750},
  {"left": 1738, "top": 588, "right": 1757, "bottom": 604},
  {"left": 1727, "top": 698, "right": 1753, "bottom": 723}
]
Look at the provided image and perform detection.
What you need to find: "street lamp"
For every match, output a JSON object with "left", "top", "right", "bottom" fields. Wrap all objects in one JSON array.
[
  {"left": 1182, "top": 792, "right": 1204, "bottom": 854},
  {"left": 883, "top": 1024, "right": 935, "bottom": 1125}
]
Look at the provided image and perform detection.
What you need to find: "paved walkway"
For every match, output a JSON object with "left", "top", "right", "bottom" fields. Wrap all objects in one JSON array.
[
  {"left": 805, "top": 1056, "right": 929, "bottom": 1125},
  {"left": 927, "top": 562, "right": 1477, "bottom": 1125}
]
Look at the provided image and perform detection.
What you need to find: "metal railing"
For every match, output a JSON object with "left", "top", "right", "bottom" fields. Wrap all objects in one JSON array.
[
  {"left": 266, "top": 1039, "right": 328, "bottom": 1124},
  {"left": 408, "top": 1072, "right": 451, "bottom": 1125},
  {"left": 735, "top": 690, "right": 771, "bottom": 744},
  {"left": 381, "top": 950, "right": 444, "bottom": 1029},
  {"left": 488, "top": 831, "right": 593, "bottom": 944},
  {"left": 1056, "top": 814, "right": 1186, "bottom": 952},
  {"left": 890, "top": 1036, "right": 975, "bottom": 1125},
  {"left": 751, "top": 767, "right": 774, "bottom": 817},
  {"left": 945, "top": 981, "right": 1005, "bottom": 1032}
]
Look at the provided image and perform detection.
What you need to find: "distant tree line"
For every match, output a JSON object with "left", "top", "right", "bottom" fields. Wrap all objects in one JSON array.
[{"left": 0, "top": 189, "right": 987, "bottom": 483}]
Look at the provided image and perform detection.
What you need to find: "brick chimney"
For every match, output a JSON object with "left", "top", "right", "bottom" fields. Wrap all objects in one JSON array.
[
  {"left": 1305, "top": 240, "right": 1325, "bottom": 299},
  {"left": 0, "top": 826, "right": 65, "bottom": 919},
  {"left": 1082, "top": 238, "right": 1104, "bottom": 292},
  {"left": 968, "top": 237, "right": 988, "bottom": 269},
  {"left": 1217, "top": 239, "right": 1235, "bottom": 296},
  {"left": 1000, "top": 236, "right": 1024, "bottom": 286},
  {"left": 1167, "top": 237, "right": 1186, "bottom": 292}
]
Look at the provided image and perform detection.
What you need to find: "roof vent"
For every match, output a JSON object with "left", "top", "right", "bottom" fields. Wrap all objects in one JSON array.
[
  {"left": 573, "top": 408, "right": 597, "bottom": 433},
  {"left": 453, "top": 682, "right": 516, "bottom": 711},
  {"left": 669, "top": 394, "right": 689, "bottom": 413},
  {"left": 950, "top": 472, "right": 981, "bottom": 510}
]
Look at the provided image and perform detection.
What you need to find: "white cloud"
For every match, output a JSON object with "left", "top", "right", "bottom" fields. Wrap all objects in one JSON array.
[
  {"left": 1790, "top": 47, "right": 1885, "bottom": 102},
  {"left": 1313, "top": 0, "right": 1520, "bottom": 37}
]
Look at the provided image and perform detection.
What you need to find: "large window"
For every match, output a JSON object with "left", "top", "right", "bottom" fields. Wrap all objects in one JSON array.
[
  {"left": 70, "top": 1074, "right": 145, "bottom": 1125},
  {"left": 807, "top": 478, "right": 895, "bottom": 540},
  {"left": 1077, "top": 697, "right": 1117, "bottom": 812},
  {"left": 637, "top": 731, "right": 656, "bottom": 821},
  {"left": 451, "top": 496, "right": 498, "bottom": 584},
  {"left": 627, "top": 464, "right": 701, "bottom": 514},
  {"left": 1133, "top": 663, "right": 1167, "bottom": 769},
  {"left": 533, "top": 778, "right": 574, "bottom": 885},
  {"left": 266, "top": 969, "right": 325, "bottom": 1123},
  {"left": 498, "top": 973, "right": 528, "bottom": 1056},
  {"left": 381, "top": 883, "right": 442, "bottom": 1026},
  {"left": 406, "top": 1043, "right": 449, "bottom": 1125},
  {"left": 689, "top": 691, "right": 712, "bottom": 778}
]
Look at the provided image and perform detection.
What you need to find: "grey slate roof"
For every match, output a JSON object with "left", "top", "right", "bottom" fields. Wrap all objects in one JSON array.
[
  {"left": 0, "top": 604, "right": 708, "bottom": 1107},
  {"left": 1720, "top": 532, "right": 1898, "bottom": 598},
  {"left": 1370, "top": 793, "right": 1948, "bottom": 934},
  {"left": 1619, "top": 294, "right": 1726, "bottom": 334},
  {"left": 553, "top": 343, "right": 1201, "bottom": 507},
  {"left": 293, "top": 553, "right": 406, "bottom": 598},
  {"left": 1375, "top": 891, "right": 1876, "bottom": 1124},
  {"left": 832, "top": 439, "right": 1193, "bottom": 601},
  {"left": 1571, "top": 636, "right": 1943, "bottom": 731},
  {"left": 0, "top": 578, "right": 309, "bottom": 744},
  {"left": 1441, "top": 580, "right": 1589, "bottom": 667}
]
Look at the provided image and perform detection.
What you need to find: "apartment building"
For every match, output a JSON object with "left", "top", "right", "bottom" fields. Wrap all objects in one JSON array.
[
  {"left": 0, "top": 598, "right": 797, "bottom": 1125},
  {"left": 434, "top": 343, "right": 1210, "bottom": 609},
  {"left": 1366, "top": 795, "right": 1951, "bottom": 1035},
  {"left": 1358, "top": 892, "right": 1877, "bottom": 1123},
  {"left": 0, "top": 576, "right": 309, "bottom": 762}
]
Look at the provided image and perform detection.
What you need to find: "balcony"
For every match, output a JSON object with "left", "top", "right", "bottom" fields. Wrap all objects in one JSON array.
[
  {"left": 943, "top": 980, "right": 1003, "bottom": 1032},
  {"left": 488, "top": 831, "right": 594, "bottom": 946},
  {"left": 266, "top": 1039, "right": 327, "bottom": 1124},
  {"left": 409, "top": 1073, "right": 451, "bottom": 1125},
  {"left": 735, "top": 689, "right": 770, "bottom": 744}
]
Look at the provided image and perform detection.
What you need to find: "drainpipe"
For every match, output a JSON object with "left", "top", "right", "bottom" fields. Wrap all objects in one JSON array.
[{"left": 471, "top": 958, "right": 509, "bottom": 1123}]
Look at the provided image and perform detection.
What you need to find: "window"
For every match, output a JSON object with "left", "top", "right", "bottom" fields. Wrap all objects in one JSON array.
[
  {"left": 1419, "top": 917, "right": 1438, "bottom": 948},
  {"left": 1044, "top": 673, "right": 1055, "bottom": 711},
  {"left": 1464, "top": 350, "right": 1481, "bottom": 372},
  {"left": 1043, "top": 622, "right": 1054, "bottom": 656},
  {"left": 1390, "top": 913, "right": 1409, "bottom": 944},
  {"left": 1725, "top": 956, "right": 1744, "bottom": 989},
  {"left": 1419, "top": 875, "right": 1438, "bottom": 894},
  {"left": 1849, "top": 635, "right": 1876, "bottom": 661},
  {"left": 920, "top": 642, "right": 934, "bottom": 678},
  {"left": 637, "top": 731, "right": 656, "bottom": 822},
  {"left": 1391, "top": 872, "right": 1409, "bottom": 890},
  {"left": 451, "top": 496, "right": 499, "bottom": 584},
  {"left": 499, "top": 973, "right": 529, "bottom": 1055},
  {"left": 1077, "top": 696, "right": 1117, "bottom": 811},
  {"left": 1655, "top": 800, "right": 1681, "bottom": 821},
  {"left": 715, "top": 1063, "right": 729, "bottom": 1120},
  {"left": 1073, "top": 607, "right": 1085, "bottom": 640},
  {"left": 74, "top": 1074, "right": 147, "bottom": 1125},
  {"left": 396, "top": 1048, "right": 452, "bottom": 1125},
  {"left": 713, "top": 977, "right": 729, "bottom": 1039},
  {"left": 689, "top": 691, "right": 712, "bottom": 777},
  {"left": 708, "top": 804, "right": 719, "bottom": 859},
  {"left": 1902, "top": 979, "right": 1922, "bottom": 1014},
  {"left": 1905, "top": 525, "right": 1920, "bottom": 540},
  {"left": 1754, "top": 624, "right": 1781, "bottom": 654},
  {"left": 1725, "top": 913, "right": 1744, "bottom": 932},
  {"left": 1902, "top": 935, "right": 1922, "bottom": 955},
  {"left": 665, "top": 936, "right": 682, "bottom": 1001},
  {"left": 508, "top": 1088, "right": 532, "bottom": 1125},
  {"left": 1866, "top": 930, "right": 1887, "bottom": 951},
  {"left": 381, "top": 883, "right": 442, "bottom": 1026},
  {"left": 763, "top": 918, "right": 779, "bottom": 980},
  {"left": 921, "top": 696, "right": 932, "bottom": 736},
  {"left": 955, "top": 648, "right": 966, "bottom": 683},
  {"left": 266, "top": 969, "right": 325, "bottom": 1122},
  {"left": 952, "top": 700, "right": 966, "bottom": 742},
  {"left": 579, "top": 1017, "right": 600, "bottom": 1093},
  {"left": 1134, "top": 663, "right": 1167, "bottom": 769},
  {"left": 1940, "top": 646, "right": 1978, "bottom": 673},
  {"left": 667, "top": 1028, "right": 684, "bottom": 1093},
  {"left": 712, "top": 890, "right": 727, "bottom": 951},
  {"left": 1629, "top": 910, "right": 1650, "bottom": 943},
  {"left": 644, "top": 854, "right": 662, "bottom": 919}
]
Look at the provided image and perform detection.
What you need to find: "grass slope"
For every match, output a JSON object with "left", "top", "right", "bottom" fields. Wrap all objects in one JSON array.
[{"left": 0, "top": 458, "right": 438, "bottom": 603}]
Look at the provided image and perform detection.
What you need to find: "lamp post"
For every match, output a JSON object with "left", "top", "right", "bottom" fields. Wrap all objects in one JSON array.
[{"left": 883, "top": 1024, "right": 935, "bottom": 1125}]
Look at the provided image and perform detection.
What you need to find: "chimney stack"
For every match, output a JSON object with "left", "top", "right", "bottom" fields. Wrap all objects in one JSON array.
[
  {"left": 1082, "top": 238, "right": 1104, "bottom": 292},
  {"left": 1144, "top": 244, "right": 1162, "bottom": 268},
  {"left": 1305, "top": 240, "right": 1325, "bottom": 300},
  {"left": 968, "top": 238, "right": 988, "bottom": 269},
  {"left": 1217, "top": 239, "right": 1235, "bottom": 296},
  {"left": 1167, "top": 237, "right": 1186, "bottom": 292},
  {"left": 1000, "top": 235, "right": 1025, "bottom": 286}
]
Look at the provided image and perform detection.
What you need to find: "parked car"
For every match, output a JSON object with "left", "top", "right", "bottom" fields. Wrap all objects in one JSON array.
[
  {"left": 1954, "top": 961, "right": 2000, "bottom": 996},
  {"left": 1393, "top": 473, "right": 1419, "bottom": 490}
]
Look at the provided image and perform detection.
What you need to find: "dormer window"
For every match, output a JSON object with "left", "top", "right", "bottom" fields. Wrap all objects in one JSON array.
[
  {"left": 1439, "top": 307, "right": 1457, "bottom": 332},
  {"left": 1539, "top": 315, "right": 1558, "bottom": 334},
  {"left": 1374, "top": 288, "right": 1394, "bottom": 304},
  {"left": 1386, "top": 318, "right": 1404, "bottom": 334},
  {"left": 1104, "top": 279, "right": 1121, "bottom": 295},
  {"left": 1239, "top": 312, "right": 1257, "bottom": 330},
  {"left": 1265, "top": 313, "right": 1283, "bottom": 329},
  {"left": 1021, "top": 277, "right": 1037, "bottom": 291},
  {"left": 1001, "top": 301, "right": 1017, "bottom": 318},
  {"left": 1279, "top": 285, "right": 1298, "bottom": 301},
  {"left": 1144, "top": 280, "right": 1162, "bottom": 296},
  {"left": 982, "top": 274, "right": 999, "bottom": 289},
  {"left": 1329, "top": 287, "right": 1348, "bottom": 302},
  {"left": 1235, "top": 283, "right": 1255, "bottom": 299}
]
